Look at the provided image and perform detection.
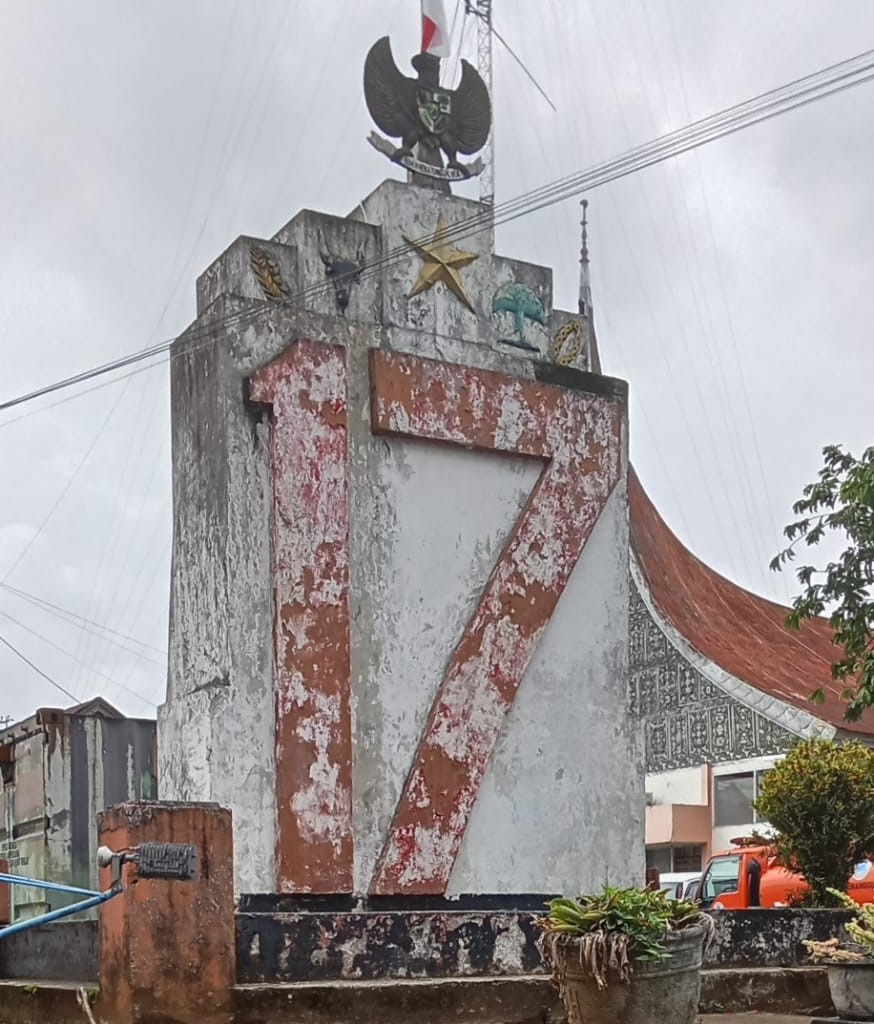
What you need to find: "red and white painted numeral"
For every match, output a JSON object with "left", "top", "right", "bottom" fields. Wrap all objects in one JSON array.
[
  {"left": 250, "top": 341, "right": 353, "bottom": 894},
  {"left": 253, "top": 344, "right": 622, "bottom": 895},
  {"left": 367, "top": 350, "right": 622, "bottom": 894}
]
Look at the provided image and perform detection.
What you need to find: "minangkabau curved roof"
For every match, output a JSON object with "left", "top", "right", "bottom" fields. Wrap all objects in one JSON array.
[{"left": 629, "top": 466, "right": 872, "bottom": 735}]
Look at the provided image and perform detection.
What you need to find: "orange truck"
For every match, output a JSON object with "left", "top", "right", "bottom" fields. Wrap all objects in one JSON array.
[{"left": 698, "top": 837, "right": 874, "bottom": 910}]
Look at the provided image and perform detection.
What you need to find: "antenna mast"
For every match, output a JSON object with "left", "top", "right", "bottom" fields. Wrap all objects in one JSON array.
[{"left": 466, "top": 1, "right": 494, "bottom": 207}]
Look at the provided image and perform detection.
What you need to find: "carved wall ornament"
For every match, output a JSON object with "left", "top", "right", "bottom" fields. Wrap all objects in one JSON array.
[
  {"left": 628, "top": 585, "right": 796, "bottom": 771},
  {"left": 405, "top": 213, "right": 478, "bottom": 312},
  {"left": 249, "top": 245, "right": 289, "bottom": 302},
  {"left": 491, "top": 283, "right": 546, "bottom": 353},
  {"left": 552, "top": 320, "right": 584, "bottom": 366},
  {"left": 319, "top": 236, "right": 365, "bottom": 315}
]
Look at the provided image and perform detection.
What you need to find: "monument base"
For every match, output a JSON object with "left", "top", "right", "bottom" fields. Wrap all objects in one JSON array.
[{"left": 237, "top": 894, "right": 553, "bottom": 983}]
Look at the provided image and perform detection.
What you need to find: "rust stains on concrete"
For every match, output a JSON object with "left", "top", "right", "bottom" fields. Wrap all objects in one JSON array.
[
  {"left": 98, "top": 801, "right": 235, "bottom": 1024},
  {"left": 368, "top": 350, "right": 623, "bottom": 895},
  {"left": 250, "top": 340, "right": 354, "bottom": 893}
]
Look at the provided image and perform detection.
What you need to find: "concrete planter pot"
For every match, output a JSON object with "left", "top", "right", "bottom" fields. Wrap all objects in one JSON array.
[
  {"left": 827, "top": 960, "right": 874, "bottom": 1021},
  {"left": 547, "top": 924, "right": 706, "bottom": 1024}
]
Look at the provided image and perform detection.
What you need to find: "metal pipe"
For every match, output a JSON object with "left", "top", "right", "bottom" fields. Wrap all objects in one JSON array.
[
  {"left": 0, "top": 889, "right": 120, "bottom": 939},
  {"left": 0, "top": 872, "right": 104, "bottom": 898}
]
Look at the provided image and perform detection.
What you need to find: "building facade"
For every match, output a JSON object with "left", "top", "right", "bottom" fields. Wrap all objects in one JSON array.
[
  {"left": 626, "top": 468, "right": 874, "bottom": 872},
  {"left": 0, "top": 698, "right": 156, "bottom": 922}
]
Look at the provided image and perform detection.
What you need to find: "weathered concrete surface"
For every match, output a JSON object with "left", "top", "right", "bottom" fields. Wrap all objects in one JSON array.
[
  {"left": 700, "top": 967, "right": 831, "bottom": 1016},
  {"left": 701, "top": 1017, "right": 813, "bottom": 1023},
  {"left": 233, "top": 972, "right": 830, "bottom": 1023},
  {"left": 705, "top": 909, "right": 854, "bottom": 967},
  {"left": 0, "top": 920, "right": 97, "bottom": 981},
  {"left": 366, "top": 351, "right": 625, "bottom": 896},
  {"left": 98, "top": 802, "right": 235, "bottom": 1024},
  {"left": 236, "top": 908, "right": 544, "bottom": 982},
  {"left": 234, "top": 976, "right": 563, "bottom": 1024},
  {"left": 161, "top": 178, "right": 642, "bottom": 898},
  {"left": 250, "top": 342, "right": 353, "bottom": 895},
  {"left": 0, "top": 980, "right": 94, "bottom": 1024},
  {"left": 0, "top": 976, "right": 824, "bottom": 1024},
  {"left": 236, "top": 904, "right": 852, "bottom": 985}
]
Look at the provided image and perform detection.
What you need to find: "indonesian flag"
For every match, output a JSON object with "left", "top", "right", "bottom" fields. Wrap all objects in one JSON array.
[{"left": 421, "top": 0, "right": 451, "bottom": 57}]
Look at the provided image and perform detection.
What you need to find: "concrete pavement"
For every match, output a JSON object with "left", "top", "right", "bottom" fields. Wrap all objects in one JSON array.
[{"left": 701, "top": 1015, "right": 813, "bottom": 1023}]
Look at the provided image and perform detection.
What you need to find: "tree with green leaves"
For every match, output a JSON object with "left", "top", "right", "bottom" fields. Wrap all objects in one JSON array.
[
  {"left": 771, "top": 444, "right": 874, "bottom": 721},
  {"left": 754, "top": 738, "right": 874, "bottom": 907}
]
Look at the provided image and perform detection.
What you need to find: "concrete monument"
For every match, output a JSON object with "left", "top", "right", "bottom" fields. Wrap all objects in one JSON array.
[{"left": 159, "top": 31, "right": 642, "bottom": 924}]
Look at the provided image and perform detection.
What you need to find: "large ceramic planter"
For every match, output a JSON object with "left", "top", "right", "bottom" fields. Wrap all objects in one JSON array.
[
  {"left": 827, "top": 961, "right": 874, "bottom": 1021},
  {"left": 547, "top": 924, "right": 706, "bottom": 1024}
]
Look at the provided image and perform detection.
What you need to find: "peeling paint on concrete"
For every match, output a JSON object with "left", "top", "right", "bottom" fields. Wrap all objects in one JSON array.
[
  {"left": 236, "top": 908, "right": 544, "bottom": 981},
  {"left": 162, "top": 178, "right": 640, "bottom": 898},
  {"left": 368, "top": 350, "right": 623, "bottom": 895},
  {"left": 250, "top": 340, "right": 353, "bottom": 893}
]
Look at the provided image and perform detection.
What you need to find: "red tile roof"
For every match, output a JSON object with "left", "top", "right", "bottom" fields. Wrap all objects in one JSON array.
[{"left": 629, "top": 467, "right": 873, "bottom": 735}]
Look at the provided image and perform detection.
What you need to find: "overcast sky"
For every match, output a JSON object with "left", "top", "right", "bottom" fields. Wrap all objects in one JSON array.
[{"left": 1, "top": 1, "right": 872, "bottom": 724}]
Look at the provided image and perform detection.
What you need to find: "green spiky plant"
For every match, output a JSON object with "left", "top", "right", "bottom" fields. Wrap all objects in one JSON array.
[
  {"left": 804, "top": 888, "right": 874, "bottom": 963},
  {"left": 536, "top": 886, "right": 709, "bottom": 991}
]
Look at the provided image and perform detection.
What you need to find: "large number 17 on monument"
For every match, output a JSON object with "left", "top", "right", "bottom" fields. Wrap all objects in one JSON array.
[{"left": 250, "top": 341, "right": 623, "bottom": 896}]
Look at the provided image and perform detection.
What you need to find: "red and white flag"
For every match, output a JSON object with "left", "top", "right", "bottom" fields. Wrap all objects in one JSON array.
[{"left": 421, "top": 0, "right": 451, "bottom": 58}]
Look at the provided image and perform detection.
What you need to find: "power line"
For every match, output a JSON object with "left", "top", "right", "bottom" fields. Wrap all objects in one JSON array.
[
  {"left": 0, "top": 583, "right": 166, "bottom": 658},
  {"left": 0, "top": 631, "right": 78, "bottom": 704},
  {"left": 0, "top": 608, "right": 156, "bottom": 709},
  {"left": 2, "top": 47, "right": 874, "bottom": 421}
]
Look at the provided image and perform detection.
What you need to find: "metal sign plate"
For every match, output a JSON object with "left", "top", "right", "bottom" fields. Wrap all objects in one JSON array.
[{"left": 136, "top": 843, "right": 198, "bottom": 881}]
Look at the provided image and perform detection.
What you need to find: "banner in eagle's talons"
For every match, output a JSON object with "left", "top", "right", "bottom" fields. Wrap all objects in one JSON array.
[{"left": 367, "top": 132, "right": 484, "bottom": 182}]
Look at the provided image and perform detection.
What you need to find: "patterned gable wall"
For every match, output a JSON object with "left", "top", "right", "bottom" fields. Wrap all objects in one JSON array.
[{"left": 629, "top": 583, "right": 796, "bottom": 772}]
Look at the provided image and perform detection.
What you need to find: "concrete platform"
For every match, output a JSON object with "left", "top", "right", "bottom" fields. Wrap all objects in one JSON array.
[
  {"left": 0, "top": 978, "right": 828, "bottom": 1024},
  {"left": 704, "top": 1015, "right": 814, "bottom": 1024},
  {"left": 811, "top": 1019, "right": 870, "bottom": 1024},
  {"left": 701, "top": 1017, "right": 812, "bottom": 1023}
]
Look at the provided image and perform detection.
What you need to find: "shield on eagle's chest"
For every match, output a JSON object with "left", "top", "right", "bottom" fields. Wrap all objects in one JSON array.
[{"left": 416, "top": 87, "right": 452, "bottom": 135}]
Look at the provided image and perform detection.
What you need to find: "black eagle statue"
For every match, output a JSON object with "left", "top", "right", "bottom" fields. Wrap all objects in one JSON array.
[{"left": 363, "top": 36, "right": 491, "bottom": 180}]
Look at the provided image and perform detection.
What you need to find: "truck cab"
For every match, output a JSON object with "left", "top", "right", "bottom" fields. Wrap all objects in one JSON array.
[
  {"left": 698, "top": 837, "right": 874, "bottom": 909},
  {"left": 697, "top": 844, "right": 768, "bottom": 910}
]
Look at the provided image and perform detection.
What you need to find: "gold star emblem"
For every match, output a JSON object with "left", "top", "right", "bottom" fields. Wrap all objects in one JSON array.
[{"left": 404, "top": 214, "right": 478, "bottom": 313}]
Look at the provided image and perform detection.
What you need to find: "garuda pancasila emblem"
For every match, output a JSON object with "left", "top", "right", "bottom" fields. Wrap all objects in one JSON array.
[{"left": 363, "top": 36, "right": 491, "bottom": 182}]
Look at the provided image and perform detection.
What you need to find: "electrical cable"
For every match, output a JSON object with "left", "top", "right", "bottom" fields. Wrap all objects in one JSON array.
[
  {"left": 0, "top": 608, "right": 157, "bottom": 709},
  {"left": 588, "top": 0, "right": 748, "bottom": 584},
  {"left": 0, "top": 632, "right": 79, "bottom": 704},
  {"left": 0, "top": 583, "right": 165, "bottom": 658},
  {"left": 2, "top": 48, "right": 874, "bottom": 420},
  {"left": 636, "top": 0, "right": 785, "bottom": 593},
  {"left": 664, "top": 0, "right": 796, "bottom": 603}
]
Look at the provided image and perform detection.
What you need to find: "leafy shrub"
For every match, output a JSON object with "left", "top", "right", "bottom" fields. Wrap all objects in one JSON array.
[
  {"left": 770, "top": 444, "right": 874, "bottom": 721},
  {"left": 805, "top": 888, "right": 874, "bottom": 963},
  {"left": 536, "top": 886, "right": 707, "bottom": 990},
  {"left": 754, "top": 738, "right": 874, "bottom": 906}
]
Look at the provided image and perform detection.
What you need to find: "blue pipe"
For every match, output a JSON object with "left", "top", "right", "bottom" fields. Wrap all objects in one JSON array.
[
  {"left": 0, "top": 872, "right": 104, "bottom": 898},
  {"left": 0, "top": 888, "right": 121, "bottom": 939}
]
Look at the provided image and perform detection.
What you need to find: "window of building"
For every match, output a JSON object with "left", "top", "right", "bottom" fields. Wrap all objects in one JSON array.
[
  {"left": 645, "top": 847, "right": 672, "bottom": 873},
  {"left": 645, "top": 845, "right": 703, "bottom": 873},
  {"left": 713, "top": 770, "right": 771, "bottom": 827},
  {"left": 672, "top": 845, "right": 703, "bottom": 872}
]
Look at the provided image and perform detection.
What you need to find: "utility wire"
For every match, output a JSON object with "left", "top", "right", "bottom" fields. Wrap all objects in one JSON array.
[
  {"left": 0, "top": 632, "right": 78, "bottom": 704},
  {"left": 3, "top": 47, "right": 874, "bottom": 419},
  {"left": 0, "top": 608, "right": 157, "bottom": 709},
  {"left": 0, "top": 583, "right": 166, "bottom": 658}
]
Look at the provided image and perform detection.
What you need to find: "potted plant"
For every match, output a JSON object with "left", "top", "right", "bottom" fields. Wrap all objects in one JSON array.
[
  {"left": 805, "top": 888, "right": 874, "bottom": 1021},
  {"left": 536, "top": 886, "right": 711, "bottom": 1024}
]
